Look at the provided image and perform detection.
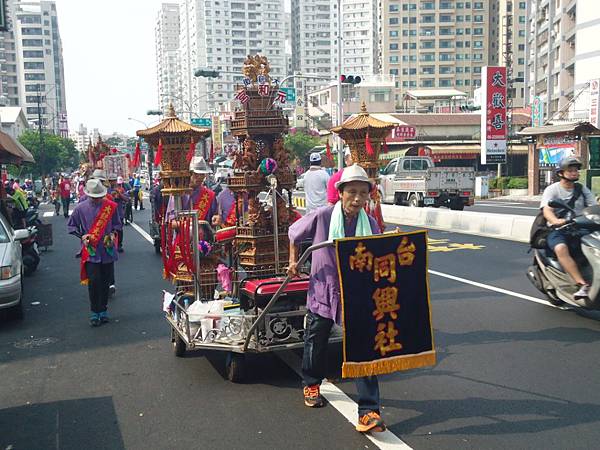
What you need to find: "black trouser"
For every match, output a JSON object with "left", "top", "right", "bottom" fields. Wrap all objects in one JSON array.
[
  {"left": 302, "top": 310, "right": 380, "bottom": 416},
  {"left": 116, "top": 229, "right": 123, "bottom": 250},
  {"left": 61, "top": 197, "right": 70, "bottom": 217},
  {"left": 86, "top": 262, "right": 113, "bottom": 313}
]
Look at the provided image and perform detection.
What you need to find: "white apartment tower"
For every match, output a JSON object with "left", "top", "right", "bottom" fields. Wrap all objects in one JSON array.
[
  {"left": 341, "top": 0, "right": 380, "bottom": 76},
  {"left": 526, "top": 0, "right": 600, "bottom": 122},
  {"left": 13, "top": 0, "right": 67, "bottom": 136},
  {"left": 155, "top": 3, "right": 181, "bottom": 115},
  {"left": 178, "top": 0, "right": 286, "bottom": 117},
  {"left": 0, "top": 0, "right": 20, "bottom": 107}
]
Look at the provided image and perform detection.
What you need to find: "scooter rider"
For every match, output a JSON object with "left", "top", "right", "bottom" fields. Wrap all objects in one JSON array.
[{"left": 541, "top": 156, "right": 596, "bottom": 299}]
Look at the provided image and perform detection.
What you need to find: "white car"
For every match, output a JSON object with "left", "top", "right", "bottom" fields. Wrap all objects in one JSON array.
[
  {"left": 0, "top": 216, "right": 29, "bottom": 320},
  {"left": 295, "top": 173, "right": 305, "bottom": 191}
]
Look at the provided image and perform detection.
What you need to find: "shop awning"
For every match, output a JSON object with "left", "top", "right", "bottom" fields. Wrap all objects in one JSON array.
[{"left": 0, "top": 131, "right": 35, "bottom": 165}]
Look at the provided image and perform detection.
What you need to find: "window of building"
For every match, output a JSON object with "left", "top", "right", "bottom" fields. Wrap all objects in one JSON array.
[
  {"left": 457, "top": 15, "right": 464, "bottom": 22},
  {"left": 421, "top": 53, "right": 435, "bottom": 61},
  {"left": 518, "top": 44, "right": 525, "bottom": 51},
  {"left": 421, "top": 2, "right": 435, "bottom": 10},
  {"left": 473, "top": 15, "right": 483, "bottom": 22},
  {"left": 456, "top": 79, "right": 464, "bottom": 86},
  {"left": 456, "top": 41, "right": 463, "bottom": 48},
  {"left": 390, "top": 43, "right": 399, "bottom": 50},
  {"left": 389, "top": 18, "right": 399, "bottom": 25},
  {"left": 25, "top": 84, "right": 42, "bottom": 92},
  {"left": 473, "top": 2, "right": 484, "bottom": 9},
  {"left": 439, "top": 2, "right": 454, "bottom": 9},
  {"left": 439, "top": 40, "right": 453, "bottom": 48},
  {"left": 25, "top": 95, "right": 43, "bottom": 103},
  {"left": 390, "top": 56, "right": 399, "bottom": 63},
  {"left": 456, "top": 67, "right": 464, "bottom": 73},
  {"left": 473, "top": 40, "right": 483, "bottom": 48},
  {"left": 23, "top": 50, "right": 43, "bottom": 58},
  {"left": 439, "top": 66, "right": 453, "bottom": 74},
  {"left": 22, "top": 39, "right": 43, "bottom": 47},
  {"left": 473, "top": 66, "right": 481, "bottom": 73},
  {"left": 440, "top": 53, "right": 453, "bottom": 61},
  {"left": 457, "top": 2, "right": 464, "bottom": 7},
  {"left": 24, "top": 61, "right": 44, "bottom": 70},
  {"left": 421, "top": 41, "right": 435, "bottom": 49},
  {"left": 422, "top": 66, "right": 435, "bottom": 74},
  {"left": 369, "top": 90, "right": 390, "bottom": 102},
  {"left": 439, "top": 79, "right": 452, "bottom": 87},
  {"left": 25, "top": 73, "right": 45, "bottom": 81},
  {"left": 389, "top": 4, "right": 399, "bottom": 12},
  {"left": 519, "top": 1, "right": 526, "bottom": 8},
  {"left": 456, "top": 28, "right": 464, "bottom": 35},
  {"left": 410, "top": 81, "right": 417, "bottom": 87},
  {"left": 390, "top": 69, "right": 399, "bottom": 75},
  {"left": 439, "top": 14, "right": 453, "bottom": 22},
  {"left": 22, "top": 27, "right": 42, "bottom": 35},
  {"left": 519, "top": 15, "right": 526, "bottom": 23},
  {"left": 464, "top": 79, "right": 470, "bottom": 86},
  {"left": 421, "top": 79, "right": 434, "bottom": 88},
  {"left": 27, "top": 107, "right": 45, "bottom": 115},
  {"left": 421, "top": 14, "right": 435, "bottom": 23},
  {"left": 403, "top": 81, "right": 409, "bottom": 87},
  {"left": 518, "top": 57, "right": 525, "bottom": 64},
  {"left": 473, "top": 27, "right": 483, "bottom": 35},
  {"left": 518, "top": 30, "right": 526, "bottom": 37},
  {"left": 390, "top": 30, "right": 399, "bottom": 37}
]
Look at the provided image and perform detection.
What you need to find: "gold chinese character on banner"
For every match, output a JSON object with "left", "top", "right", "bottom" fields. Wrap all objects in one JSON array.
[
  {"left": 349, "top": 242, "right": 373, "bottom": 272},
  {"left": 374, "top": 253, "right": 396, "bottom": 283},
  {"left": 396, "top": 236, "right": 416, "bottom": 266},
  {"left": 374, "top": 321, "right": 403, "bottom": 356},
  {"left": 372, "top": 286, "right": 400, "bottom": 321}
]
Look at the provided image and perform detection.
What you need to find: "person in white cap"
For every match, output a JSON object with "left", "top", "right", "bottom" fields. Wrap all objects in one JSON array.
[
  {"left": 185, "top": 156, "right": 217, "bottom": 222},
  {"left": 68, "top": 179, "right": 122, "bottom": 327},
  {"left": 303, "top": 152, "right": 330, "bottom": 213},
  {"left": 288, "top": 164, "right": 386, "bottom": 433}
]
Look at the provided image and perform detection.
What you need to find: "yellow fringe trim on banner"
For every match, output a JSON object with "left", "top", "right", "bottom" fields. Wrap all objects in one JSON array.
[
  {"left": 80, "top": 280, "right": 89, "bottom": 286},
  {"left": 342, "top": 351, "right": 436, "bottom": 379}
]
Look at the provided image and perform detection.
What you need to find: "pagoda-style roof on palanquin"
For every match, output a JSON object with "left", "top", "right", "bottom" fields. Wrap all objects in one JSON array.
[
  {"left": 136, "top": 105, "right": 211, "bottom": 144},
  {"left": 331, "top": 102, "right": 398, "bottom": 137}
]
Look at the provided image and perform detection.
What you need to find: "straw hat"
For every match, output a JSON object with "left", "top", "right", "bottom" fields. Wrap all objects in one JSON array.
[
  {"left": 91, "top": 169, "right": 107, "bottom": 181},
  {"left": 190, "top": 156, "right": 211, "bottom": 174},
  {"left": 84, "top": 179, "right": 107, "bottom": 198},
  {"left": 335, "top": 164, "right": 374, "bottom": 191}
]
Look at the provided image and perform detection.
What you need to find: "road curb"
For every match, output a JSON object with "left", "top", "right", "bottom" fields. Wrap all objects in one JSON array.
[{"left": 381, "top": 204, "right": 534, "bottom": 243}]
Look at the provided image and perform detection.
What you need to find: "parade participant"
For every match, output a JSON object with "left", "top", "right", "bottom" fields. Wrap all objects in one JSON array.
[
  {"left": 303, "top": 152, "right": 330, "bottom": 214},
  {"left": 58, "top": 174, "right": 72, "bottom": 218},
  {"left": 9, "top": 183, "right": 28, "bottom": 229},
  {"left": 132, "top": 174, "right": 144, "bottom": 210},
  {"left": 327, "top": 148, "right": 353, "bottom": 205},
  {"left": 68, "top": 179, "right": 122, "bottom": 326},
  {"left": 288, "top": 164, "right": 386, "bottom": 433},
  {"left": 213, "top": 183, "right": 237, "bottom": 228},
  {"left": 150, "top": 173, "right": 163, "bottom": 224},
  {"left": 109, "top": 176, "right": 129, "bottom": 253},
  {"left": 186, "top": 156, "right": 217, "bottom": 222}
]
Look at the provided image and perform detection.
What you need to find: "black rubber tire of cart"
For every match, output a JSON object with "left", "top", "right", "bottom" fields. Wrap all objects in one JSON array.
[
  {"left": 172, "top": 330, "right": 186, "bottom": 357},
  {"left": 226, "top": 352, "right": 245, "bottom": 383}
]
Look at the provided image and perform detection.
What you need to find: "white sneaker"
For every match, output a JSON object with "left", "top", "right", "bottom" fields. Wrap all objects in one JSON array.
[
  {"left": 109, "top": 285, "right": 116, "bottom": 298},
  {"left": 574, "top": 284, "right": 590, "bottom": 299}
]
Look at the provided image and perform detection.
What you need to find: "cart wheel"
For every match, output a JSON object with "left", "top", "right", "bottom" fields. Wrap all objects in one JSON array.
[
  {"left": 172, "top": 332, "right": 186, "bottom": 357},
  {"left": 226, "top": 352, "right": 245, "bottom": 383}
]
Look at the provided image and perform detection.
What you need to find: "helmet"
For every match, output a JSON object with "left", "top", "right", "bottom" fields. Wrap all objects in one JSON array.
[{"left": 555, "top": 156, "right": 582, "bottom": 174}]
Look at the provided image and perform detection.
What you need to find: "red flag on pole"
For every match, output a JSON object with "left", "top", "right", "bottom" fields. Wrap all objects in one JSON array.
[
  {"left": 209, "top": 140, "right": 214, "bottom": 163},
  {"left": 154, "top": 138, "right": 163, "bottom": 166},
  {"left": 365, "top": 132, "right": 374, "bottom": 156},
  {"left": 326, "top": 140, "right": 332, "bottom": 160},
  {"left": 132, "top": 141, "right": 141, "bottom": 167},
  {"left": 186, "top": 137, "right": 195, "bottom": 163}
]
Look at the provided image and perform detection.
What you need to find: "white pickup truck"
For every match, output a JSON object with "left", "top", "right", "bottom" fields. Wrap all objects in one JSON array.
[{"left": 379, "top": 156, "right": 475, "bottom": 210}]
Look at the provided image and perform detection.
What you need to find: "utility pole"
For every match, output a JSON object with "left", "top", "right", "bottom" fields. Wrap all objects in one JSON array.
[
  {"left": 37, "top": 83, "right": 45, "bottom": 179},
  {"left": 336, "top": 0, "right": 343, "bottom": 170}
]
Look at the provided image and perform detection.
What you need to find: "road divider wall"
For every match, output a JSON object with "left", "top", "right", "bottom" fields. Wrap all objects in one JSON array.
[{"left": 381, "top": 204, "right": 535, "bottom": 243}]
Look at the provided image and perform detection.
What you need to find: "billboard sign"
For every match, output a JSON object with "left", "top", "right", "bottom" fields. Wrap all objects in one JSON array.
[
  {"left": 589, "top": 79, "right": 600, "bottom": 129},
  {"left": 191, "top": 118, "right": 212, "bottom": 127},
  {"left": 481, "top": 66, "right": 507, "bottom": 165},
  {"left": 531, "top": 96, "right": 544, "bottom": 127}
]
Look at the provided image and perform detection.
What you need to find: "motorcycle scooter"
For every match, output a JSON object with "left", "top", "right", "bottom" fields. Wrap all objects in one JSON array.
[{"left": 527, "top": 201, "right": 600, "bottom": 309}]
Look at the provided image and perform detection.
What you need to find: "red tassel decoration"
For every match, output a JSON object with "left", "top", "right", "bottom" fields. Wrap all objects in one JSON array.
[
  {"left": 365, "top": 132, "right": 374, "bottom": 157},
  {"left": 154, "top": 138, "right": 163, "bottom": 166},
  {"left": 186, "top": 137, "right": 195, "bottom": 163},
  {"left": 133, "top": 141, "right": 141, "bottom": 167},
  {"left": 326, "top": 140, "right": 332, "bottom": 160}
]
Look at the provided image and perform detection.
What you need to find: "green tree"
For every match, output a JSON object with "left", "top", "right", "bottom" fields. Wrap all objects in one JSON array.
[
  {"left": 284, "top": 131, "right": 321, "bottom": 163},
  {"left": 104, "top": 136, "right": 123, "bottom": 147},
  {"left": 18, "top": 130, "right": 81, "bottom": 177}
]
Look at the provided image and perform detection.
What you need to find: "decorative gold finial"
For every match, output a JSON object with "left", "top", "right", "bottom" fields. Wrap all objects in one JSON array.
[
  {"left": 166, "top": 103, "right": 177, "bottom": 118},
  {"left": 360, "top": 101, "right": 368, "bottom": 114}
]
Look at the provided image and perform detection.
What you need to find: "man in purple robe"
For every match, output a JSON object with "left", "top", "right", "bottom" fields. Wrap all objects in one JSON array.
[
  {"left": 288, "top": 164, "right": 386, "bottom": 434},
  {"left": 68, "top": 179, "right": 123, "bottom": 327}
]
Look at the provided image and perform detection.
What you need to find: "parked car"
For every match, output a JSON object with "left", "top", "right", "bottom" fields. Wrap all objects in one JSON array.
[
  {"left": 0, "top": 214, "right": 30, "bottom": 319},
  {"left": 295, "top": 173, "right": 305, "bottom": 191}
]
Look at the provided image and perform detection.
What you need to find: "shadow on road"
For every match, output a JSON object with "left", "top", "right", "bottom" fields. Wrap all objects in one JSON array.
[{"left": 0, "top": 396, "right": 126, "bottom": 449}]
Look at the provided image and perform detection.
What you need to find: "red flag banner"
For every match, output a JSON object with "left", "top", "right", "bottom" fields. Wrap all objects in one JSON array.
[
  {"left": 383, "top": 140, "right": 389, "bottom": 154},
  {"left": 365, "top": 132, "right": 374, "bottom": 156},
  {"left": 326, "top": 140, "right": 332, "bottom": 160},
  {"left": 186, "top": 137, "right": 195, "bottom": 163},
  {"left": 132, "top": 141, "right": 141, "bottom": 168},
  {"left": 154, "top": 138, "right": 163, "bottom": 166}
]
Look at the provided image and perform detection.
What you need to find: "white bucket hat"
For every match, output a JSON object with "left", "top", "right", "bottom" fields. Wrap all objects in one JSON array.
[
  {"left": 309, "top": 152, "right": 322, "bottom": 164},
  {"left": 335, "top": 163, "right": 374, "bottom": 191},
  {"left": 91, "top": 169, "right": 107, "bottom": 181},
  {"left": 190, "top": 156, "right": 211, "bottom": 174},
  {"left": 84, "top": 178, "right": 107, "bottom": 198}
]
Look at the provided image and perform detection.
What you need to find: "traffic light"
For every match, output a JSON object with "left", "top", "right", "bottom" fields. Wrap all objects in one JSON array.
[
  {"left": 194, "top": 68, "right": 220, "bottom": 78},
  {"left": 340, "top": 75, "right": 362, "bottom": 85}
]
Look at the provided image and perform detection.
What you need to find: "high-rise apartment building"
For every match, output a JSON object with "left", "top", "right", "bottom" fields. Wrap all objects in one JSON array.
[
  {"left": 0, "top": 0, "right": 20, "bottom": 107},
  {"left": 177, "top": 0, "right": 286, "bottom": 118},
  {"left": 155, "top": 3, "right": 181, "bottom": 115},
  {"left": 341, "top": 0, "right": 380, "bottom": 75},
  {"left": 526, "top": 0, "right": 600, "bottom": 121},
  {"left": 381, "top": 1, "right": 499, "bottom": 107},
  {"left": 497, "top": 0, "right": 527, "bottom": 108},
  {"left": 13, "top": 0, "right": 67, "bottom": 135}
]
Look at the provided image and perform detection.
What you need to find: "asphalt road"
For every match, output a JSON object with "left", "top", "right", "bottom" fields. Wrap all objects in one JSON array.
[{"left": 2, "top": 202, "right": 600, "bottom": 449}]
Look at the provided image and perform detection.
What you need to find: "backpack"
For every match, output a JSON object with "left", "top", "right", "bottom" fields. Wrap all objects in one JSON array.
[{"left": 530, "top": 183, "right": 583, "bottom": 249}]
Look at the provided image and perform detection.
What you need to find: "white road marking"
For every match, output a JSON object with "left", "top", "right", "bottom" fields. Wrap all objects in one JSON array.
[
  {"left": 130, "top": 221, "right": 154, "bottom": 244},
  {"left": 428, "top": 269, "right": 555, "bottom": 307},
  {"left": 475, "top": 201, "right": 527, "bottom": 206},
  {"left": 128, "top": 220, "right": 412, "bottom": 449},
  {"left": 42, "top": 211, "right": 54, "bottom": 217},
  {"left": 277, "top": 351, "right": 413, "bottom": 450}
]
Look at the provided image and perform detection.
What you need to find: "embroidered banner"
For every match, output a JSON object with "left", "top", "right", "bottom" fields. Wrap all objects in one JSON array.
[{"left": 335, "top": 230, "right": 435, "bottom": 378}]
